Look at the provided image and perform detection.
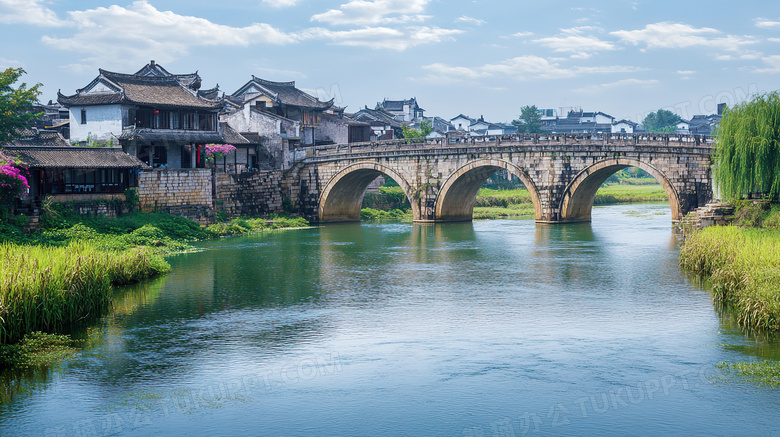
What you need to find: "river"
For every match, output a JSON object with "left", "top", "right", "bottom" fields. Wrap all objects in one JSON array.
[{"left": 2, "top": 203, "right": 779, "bottom": 436}]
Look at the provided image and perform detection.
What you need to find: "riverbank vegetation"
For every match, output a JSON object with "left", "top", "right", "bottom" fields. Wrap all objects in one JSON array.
[
  {"left": 680, "top": 225, "right": 780, "bottom": 331},
  {"left": 683, "top": 91, "right": 780, "bottom": 387},
  {"left": 0, "top": 201, "right": 310, "bottom": 350},
  {"left": 1, "top": 241, "right": 170, "bottom": 344}
]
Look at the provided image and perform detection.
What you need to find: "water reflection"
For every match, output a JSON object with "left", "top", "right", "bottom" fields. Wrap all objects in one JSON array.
[{"left": 3, "top": 205, "right": 780, "bottom": 436}]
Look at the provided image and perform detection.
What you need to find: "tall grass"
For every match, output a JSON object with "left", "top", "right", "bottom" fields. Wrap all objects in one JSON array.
[
  {"left": 0, "top": 242, "right": 170, "bottom": 344},
  {"left": 680, "top": 226, "right": 780, "bottom": 331}
]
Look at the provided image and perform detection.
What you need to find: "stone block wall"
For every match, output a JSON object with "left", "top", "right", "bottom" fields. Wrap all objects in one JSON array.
[
  {"left": 139, "top": 169, "right": 213, "bottom": 224},
  {"left": 216, "top": 171, "right": 285, "bottom": 218}
]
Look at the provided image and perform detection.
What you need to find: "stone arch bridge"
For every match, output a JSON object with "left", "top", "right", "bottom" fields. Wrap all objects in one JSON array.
[{"left": 286, "top": 133, "right": 713, "bottom": 224}]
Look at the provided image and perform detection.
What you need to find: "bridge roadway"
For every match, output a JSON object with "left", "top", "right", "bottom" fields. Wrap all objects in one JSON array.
[{"left": 287, "top": 133, "right": 714, "bottom": 224}]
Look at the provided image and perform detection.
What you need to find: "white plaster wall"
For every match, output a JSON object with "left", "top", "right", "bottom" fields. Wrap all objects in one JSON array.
[
  {"left": 69, "top": 105, "right": 123, "bottom": 142},
  {"left": 317, "top": 118, "right": 349, "bottom": 144},
  {"left": 451, "top": 117, "right": 471, "bottom": 131},
  {"left": 611, "top": 123, "right": 634, "bottom": 133}
]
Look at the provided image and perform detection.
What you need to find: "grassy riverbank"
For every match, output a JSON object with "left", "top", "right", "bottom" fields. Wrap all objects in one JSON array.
[
  {"left": 1, "top": 241, "right": 169, "bottom": 344},
  {"left": 680, "top": 210, "right": 780, "bottom": 331},
  {"left": 0, "top": 206, "right": 310, "bottom": 349},
  {"left": 680, "top": 217, "right": 780, "bottom": 388}
]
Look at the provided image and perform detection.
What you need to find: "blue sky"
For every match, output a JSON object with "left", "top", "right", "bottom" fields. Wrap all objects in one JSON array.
[{"left": 2, "top": 0, "right": 779, "bottom": 124}]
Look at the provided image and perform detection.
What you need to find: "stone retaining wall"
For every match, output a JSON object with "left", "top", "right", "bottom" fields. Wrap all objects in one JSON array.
[
  {"left": 216, "top": 171, "right": 285, "bottom": 218},
  {"left": 139, "top": 169, "right": 213, "bottom": 224},
  {"left": 674, "top": 202, "right": 735, "bottom": 235}
]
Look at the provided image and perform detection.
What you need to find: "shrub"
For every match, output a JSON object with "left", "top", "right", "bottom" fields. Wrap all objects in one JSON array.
[{"left": 733, "top": 201, "right": 768, "bottom": 228}]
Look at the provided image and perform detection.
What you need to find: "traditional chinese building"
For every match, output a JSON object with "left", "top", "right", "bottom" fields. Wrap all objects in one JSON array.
[
  {"left": 4, "top": 129, "right": 146, "bottom": 207},
  {"left": 376, "top": 98, "right": 425, "bottom": 122},
  {"left": 349, "top": 106, "right": 404, "bottom": 140},
  {"left": 57, "top": 61, "right": 227, "bottom": 169}
]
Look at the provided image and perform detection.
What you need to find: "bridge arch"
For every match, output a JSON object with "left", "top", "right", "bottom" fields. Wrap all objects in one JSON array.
[
  {"left": 558, "top": 158, "right": 681, "bottom": 222},
  {"left": 318, "top": 162, "right": 419, "bottom": 222},
  {"left": 435, "top": 159, "right": 542, "bottom": 222}
]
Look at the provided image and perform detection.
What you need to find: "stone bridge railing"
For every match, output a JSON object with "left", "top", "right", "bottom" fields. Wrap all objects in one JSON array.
[{"left": 299, "top": 133, "right": 713, "bottom": 161}]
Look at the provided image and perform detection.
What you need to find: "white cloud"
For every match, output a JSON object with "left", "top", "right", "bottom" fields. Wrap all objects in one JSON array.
[
  {"left": 572, "top": 78, "right": 659, "bottom": 94},
  {"left": 0, "top": 57, "right": 22, "bottom": 69},
  {"left": 319, "top": 26, "right": 461, "bottom": 50},
  {"left": 714, "top": 51, "right": 763, "bottom": 61},
  {"left": 262, "top": 0, "right": 301, "bottom": 6},
  {"left": 417, "top": 56, "right": 643, "bottom": 85},
  {"left": 511, "top": 31, "right": 534, "bottom": 37},
  {"left": 611, "top": 22, "right": 756, "bottom": 51},
  {"left": 456, "top": 15, "right": 485, "bottom": 26},
  {"left": 41, "top": 1, "right": 314, "bottom": 69},
  {"left": 0, "top": 0, "right": 67, "bottom": 26},
  {"left": 311, "top": 0, "right": 431, "bottom": 26},
  {"left": 755, "top": 17, "right": 780, "bottom": 28},
  {"left": 676, "top": 70, "right": 696, "bottom": 80},
  {"left": 533, "top": 26, "right": 617, "bottom": 59},
  {"left": 756, "top": 55, "right": 780, "bottom": 73}
]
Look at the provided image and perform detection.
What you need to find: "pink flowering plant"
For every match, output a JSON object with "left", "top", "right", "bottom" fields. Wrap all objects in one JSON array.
[
  {"left": 205, "top": 143, "right": 236, "bottom": 162},
  {"left": 0, "top": 150, "right": 29, "bottom": 205}
]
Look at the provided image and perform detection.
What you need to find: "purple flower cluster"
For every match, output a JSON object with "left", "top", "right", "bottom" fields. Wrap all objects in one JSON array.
[
  {"left": 205, "top": 144, "right": 236, "bottom": 157},
  {"left": 0, "top": 151, "right": 29, "bottom": 198}
]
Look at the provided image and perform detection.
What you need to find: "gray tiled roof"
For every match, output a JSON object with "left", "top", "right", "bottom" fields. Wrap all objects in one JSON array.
[
  {"left": 378, "top": 98, "right": 423, "bottom": 112},
  {"left": 8, "top": 130, "right": 70, "bottom": 148},
  {"left": 220, "top": 123, "right": 251, "bottom": 144},
  {"left": 349, "top": 107, "right": 404, "bottom": 127},
  {"left": 4, "top": 146, "right": 147, "bottom": 169},
  {"left": 118, "top": 128, "right": 223, "bottom": 143},
  {"left": 58, "top": 68, "right": 222, "bottom": 110},
  {"left": 322, "top": 114, "right": 370, "bottom": 126},
  {"left": 232, "top": 76, "right": 334, "bottom": 110}
]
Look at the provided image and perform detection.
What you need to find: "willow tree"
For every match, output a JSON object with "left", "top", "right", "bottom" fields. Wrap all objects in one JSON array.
[{"left": 715, "top": 91, "right": 780, "bottom": 201}]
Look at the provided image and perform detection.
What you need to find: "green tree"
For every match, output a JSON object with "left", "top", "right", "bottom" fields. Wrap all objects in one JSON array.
[
  {"left": 0, "top": 68, "right": 42, "bottom": 146},
  {"left": 511, "top": 105, "right": 543, "bottom": 134},
  {"left": 642, "top": 109, "right": 681, "bottom": 133},
  {"left": 715, "top": 91, "right": 780, "bottom": 201},
  {"left": 401, "top": 120, "right": 433, "bottom": 139}
]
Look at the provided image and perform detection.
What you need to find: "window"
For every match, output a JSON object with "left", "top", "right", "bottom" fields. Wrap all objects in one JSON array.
[
  {"left": 80, "top": 108, "right": 87, "bottom": 124},
  {"left": 171, "top": 112, "right": 181, "bottom": 129},
  {"left": 184, "top": 113, "right": 196, "bottom": 130},
  {"left": 198, "top": 113, "right": 215, "bottom": 131},
  {"left": 136, "top": 108, "right": 153, "bottom": 128}
]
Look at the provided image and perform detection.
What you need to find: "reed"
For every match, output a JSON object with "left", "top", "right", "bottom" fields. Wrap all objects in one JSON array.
[
  {"left": 0, "top": 242, "right": 170, "bottom": 344},
  {"left": 680, "top": 226, "right": 780, "bottom": 331}
]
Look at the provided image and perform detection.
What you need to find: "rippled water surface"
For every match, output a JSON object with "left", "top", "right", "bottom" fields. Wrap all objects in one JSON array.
[{"left": 2, "top": 204, "right": 780, "bottom": 436}]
